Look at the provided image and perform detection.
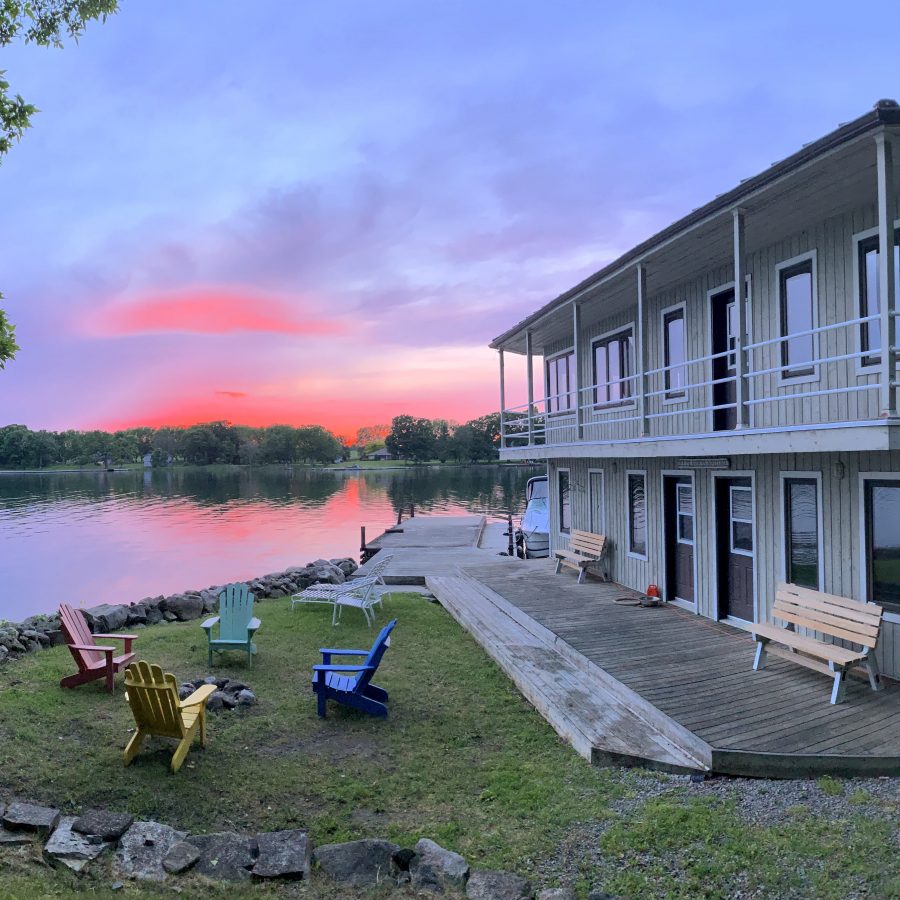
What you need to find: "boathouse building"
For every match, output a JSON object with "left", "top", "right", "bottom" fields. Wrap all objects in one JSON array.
[{"left": 493, "top": 100, "right": 900, "bottom": 679}]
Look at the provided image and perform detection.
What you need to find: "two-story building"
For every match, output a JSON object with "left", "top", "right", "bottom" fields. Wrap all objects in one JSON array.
[{"left": 493, "top": 100, "right": 900, "bottom": 679}]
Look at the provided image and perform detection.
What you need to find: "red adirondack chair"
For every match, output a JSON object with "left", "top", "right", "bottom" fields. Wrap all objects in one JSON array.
[{"left": 58, "top": 604, "right": 137, "bottom": 693}]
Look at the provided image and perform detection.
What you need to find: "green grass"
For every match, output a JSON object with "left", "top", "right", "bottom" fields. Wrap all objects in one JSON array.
[{"left": 1, "top": 595, "right": 898, "bottom": 898}]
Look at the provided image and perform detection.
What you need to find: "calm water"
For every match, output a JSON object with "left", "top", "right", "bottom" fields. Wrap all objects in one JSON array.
[{"left": 0, "top": 465, "right": 543, "bottom": 621}]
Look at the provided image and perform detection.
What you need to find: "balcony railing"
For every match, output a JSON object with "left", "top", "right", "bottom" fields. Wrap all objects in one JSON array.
[{"left": 501, "top": 313, "right": 895, "bottom": 450}]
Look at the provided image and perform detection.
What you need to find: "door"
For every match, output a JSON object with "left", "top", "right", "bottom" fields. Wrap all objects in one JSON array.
[
  {"left": 664, "top": 476, "right": 694, "bottom": 604},
  {"left": 716, "top": 477, "right": 754, "bottom": 621},
  {"left": 711, "top": 288, "right": 737, "bottom": 431},
  {"left": 589, "top": 470, "right": 605, "bottom": 534}
]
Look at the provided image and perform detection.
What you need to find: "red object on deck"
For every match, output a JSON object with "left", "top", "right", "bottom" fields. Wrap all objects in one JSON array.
[{"left": 646, "top": 584, "right": 661, "bottom": 599}]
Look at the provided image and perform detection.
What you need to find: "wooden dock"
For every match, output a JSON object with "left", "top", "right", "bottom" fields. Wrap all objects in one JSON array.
[{"left": 360, "top": 516, "right": 900, "bottom": 777}]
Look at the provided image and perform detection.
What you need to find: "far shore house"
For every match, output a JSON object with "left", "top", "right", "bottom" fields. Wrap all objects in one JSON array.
[
  {"left": 371, "top": 447, "right": 394, "bottom": 461},
  {"left": 492, "top": 100, "right": 900, "bottom": 680}
]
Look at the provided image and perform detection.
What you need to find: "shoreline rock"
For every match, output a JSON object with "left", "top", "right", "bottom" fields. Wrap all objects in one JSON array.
[{"left": 0, "top": 557, "right": 358, "bottom": 666}]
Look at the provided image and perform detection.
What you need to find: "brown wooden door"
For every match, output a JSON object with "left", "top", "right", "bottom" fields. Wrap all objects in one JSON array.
[
  {"left": 716, "top": 477, "right": 754, "bottom": 621},
  {"left": 711, "top": 289, "right": 737, "bottom": 431},
  {"left": 664, "top": 476, "right": 694, "bottom": 604}
]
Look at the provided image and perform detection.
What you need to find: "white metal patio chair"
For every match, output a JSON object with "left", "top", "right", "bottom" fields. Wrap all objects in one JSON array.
[
  {"left": 292, "top": 554, "right": 394, "bottom": 613},
  {"left": 291, "top": 575, "right": 380, "bottom": 626}
]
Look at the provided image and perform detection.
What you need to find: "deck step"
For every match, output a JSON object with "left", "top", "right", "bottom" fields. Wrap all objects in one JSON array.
[{"left": 427, "top": 574, "right": 710, "bottom": 773}]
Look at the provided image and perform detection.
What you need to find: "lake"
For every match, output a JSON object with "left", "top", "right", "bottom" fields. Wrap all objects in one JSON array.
[{"left": 0, "top": 464, "right": 543, "bottom": 622}]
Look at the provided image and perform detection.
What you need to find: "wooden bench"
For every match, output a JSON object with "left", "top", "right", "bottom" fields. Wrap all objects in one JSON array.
[
  {"left": 554, "top": 529, "right": 609, "bottom": 584},
  {"left": 752, "top": 583, "right": 885, "bottom": 704}
]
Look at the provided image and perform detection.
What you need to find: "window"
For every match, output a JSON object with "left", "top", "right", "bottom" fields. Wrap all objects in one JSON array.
[
  {"left": 593, "top": 329, "right": 633, "bottom": 406},
  {"left": 779, "top": 259, "right": 815, "bottom": 379},
  {"left": 628, "top": 472, "right": 647, "bottom": 557},
  {"left": 784, "top": 478, "right": 819, "bottom": 589},
  {"left": 729, "top": 486, "right": 753, "bottom": 555},
  {"left": 558, "top": 469, "right": 571, "bottom": 534},
  {"left": 858, "top": 236, "right": 900, "bottom": 367},
  {"left": 676, "top": 483, "right": 694, "bottom": 544},
  {"left": 663, "top": 309, "right": 686, "bottom": 399},
  {"left": 865, "top": 480, "right": 900, "bottom": 613},
  {"left": 546, "top": 352, "right": 574, "bottom": 414}
]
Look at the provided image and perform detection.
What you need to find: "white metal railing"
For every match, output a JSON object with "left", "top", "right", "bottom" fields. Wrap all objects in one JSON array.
[{"left": 500, "top": 313, "right": 896, "bottom": 449}]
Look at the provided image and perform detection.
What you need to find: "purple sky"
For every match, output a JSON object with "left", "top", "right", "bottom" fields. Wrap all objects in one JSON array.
[{"left": 0, "top": 1, "right": 897, "bottom": 438}]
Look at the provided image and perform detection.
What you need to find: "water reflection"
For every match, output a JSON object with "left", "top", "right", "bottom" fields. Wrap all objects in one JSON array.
[{"left": 0, "top": 465, "right": 542, "bottom": 620}]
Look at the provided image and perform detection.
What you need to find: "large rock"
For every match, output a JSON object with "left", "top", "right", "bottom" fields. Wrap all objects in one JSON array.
[
  {"left": 0, "top": 826, "right": 34, "bottom": 845},
  {"left": 2, "top": 801, "right": 60, "bottom": 834},
  {"left": 410, "top": 838, "right": 469, "bottom": 893},
  {"left": 44, "top": 816, "right": 114, "bottom": 873},
  {"left": 187, "top": 832, "right": 258, "bottom": 881},
  {"left": 116, "top": 821, "right": 188, "bottom": 882},
  {"left": 537, "top": 890, "right": 576, "bottom": 900},
  {"left": 314, "top": 838, "right": 401, "bottom": 886},
  {"left": 73, "top": 809, "right": 134, "bottom": 841},
  {"left": 312, "top": 560, "right": 346, "bottom": 585},
  {"left": 253, "top": 829, "right": 311, "bottom": 879},
  {"left": 331, "top": 558, "right": 358, "bottom": 576},
  {"left": 0, "top": 645, "right": 8, "bottom": 664},
  {"left": 83, "top": 603, "right": 130, "bottom": 633},
  {"left": 467, "top": 870, "right": 533, "bottom": 900},
  {"left": 162, "top": 841, "right": 201, "bottom": 875},
  {"left": 161, "top": 594, "right": 204, "bottom": 621}
]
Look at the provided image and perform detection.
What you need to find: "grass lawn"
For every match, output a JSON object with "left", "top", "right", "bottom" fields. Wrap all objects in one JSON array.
[{"left": 0, "top": 594, "right": 898, "bottom": 898}]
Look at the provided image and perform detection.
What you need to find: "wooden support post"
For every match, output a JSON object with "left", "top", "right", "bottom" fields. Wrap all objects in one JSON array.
[
  {"left": 498, "top": 349, "right": 506, "bottom": 449},
  {"left": 636, "top": 264, "right": 650, "bottom": 436},
  {"left": 876, "top": 132, "right": 898, "bottom": 418},
  {"left": 733, "top": 208, "right": 750, "bottom": 428},
  {"left": 396, "top": 508, "right": 403, "bottom": 525},
  {"left": 507, "top": 514, "right": 515, "bottom": 557},
  {"left": 573, "top": 302, "right": 584, "bottom": 439},
  {"left": 410, "top": 504, "right": 415, "bottom": 518},
  {"left": 526, "top": 330, "right": 535, "bottom": 445},
  {"left": 360, "top": 525, "right": 367, "bottom": 563}
]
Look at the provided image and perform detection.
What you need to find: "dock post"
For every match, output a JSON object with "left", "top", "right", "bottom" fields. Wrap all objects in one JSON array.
[
  {"left": 507, "top": 514, "right": 515, "bottom": 557},
  {"left": 410, "top": 504, "right": 415, "bottom": 518},
  {"left": 360, "top": 525, "right": 367, "bottom": 564},
  {"left": 396, "top": 508, "right": 403, "bottom": 525}
]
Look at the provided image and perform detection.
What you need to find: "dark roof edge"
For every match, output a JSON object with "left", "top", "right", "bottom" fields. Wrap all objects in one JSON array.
[{"left": 490, "top": 102, "right": 900, "bottom": 350}]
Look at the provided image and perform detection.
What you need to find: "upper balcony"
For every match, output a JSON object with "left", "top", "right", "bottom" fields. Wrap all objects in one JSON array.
[{"left": 493, "top": 102, "right": 900, "bottom": 460}]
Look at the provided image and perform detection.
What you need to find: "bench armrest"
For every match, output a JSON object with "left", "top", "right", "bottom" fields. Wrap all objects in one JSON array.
[
  {"left": 69, "top": 643, "right": 115, "bottom": 655},
  {"left": 313, "top": 664, "right": 374, "bottom": 673},
  {"left": 201, "top": 616, "right": 220, "bottom": 631},
  {"left": 248, "top": 617, "right": 261, "bottom": 632},
  {"left": 180, "top": 683, "right": 217, "bottom": 708},
  {"left": 93, "top": 633, "right": 139, "bottom": 641}
]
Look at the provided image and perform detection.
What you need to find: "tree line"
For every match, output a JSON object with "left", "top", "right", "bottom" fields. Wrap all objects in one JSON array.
[
  {"left": 384, "top": 413, "right": 500, "bottom": 463},
  {"left": 0, "top": 422, "right": 343, "bottom": 469}
]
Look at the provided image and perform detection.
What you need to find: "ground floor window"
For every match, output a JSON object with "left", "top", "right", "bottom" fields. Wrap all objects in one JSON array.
[
  {"left": 783, "top": 477, "right": 819, "bottom": 589},
  {"left": 628, "top": 472, "right": 647, "bottom": 557},
  {"left": 558, "top": 469, "right": 570, "bottom": 534},
  {"left": 865, "top": 479, "right": 900, "bottom": 612},
  {"left": 729, "top": 486, "right": 753, "bottom": 555}
]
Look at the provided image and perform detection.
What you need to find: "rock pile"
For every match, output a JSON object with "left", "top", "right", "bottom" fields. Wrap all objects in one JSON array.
[
  {"left": 177, "top": 676, "right": 258, "bottom": 711},
  {"left": 0, "top": 797, "right": 566, "bottom": 896},
  {"left": 0, "top": 557, "right": 358, "bottom": 666}
]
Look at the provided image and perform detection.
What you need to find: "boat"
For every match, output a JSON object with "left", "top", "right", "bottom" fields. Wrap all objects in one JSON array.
[{"left": 517, "top": 475, "right": 549, "bottom": 558}]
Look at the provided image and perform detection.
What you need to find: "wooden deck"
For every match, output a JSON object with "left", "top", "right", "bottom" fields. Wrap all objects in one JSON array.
[{"left": 361, "top": 516, "right": 900, "bottom": 776}]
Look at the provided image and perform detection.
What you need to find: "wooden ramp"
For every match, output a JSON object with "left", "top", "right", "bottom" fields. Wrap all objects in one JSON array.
[{"left": 427, "top": 574, "right": 710, "bottom": 773}]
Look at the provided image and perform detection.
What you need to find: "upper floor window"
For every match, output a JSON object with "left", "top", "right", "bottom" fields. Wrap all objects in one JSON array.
[
  {"left": 593, "top": 329, "right": 633, "bottom": 406},
  {"left": 663, "top": 308, "right": 686, "bottom": 399},
  {"left": 778, "top": 257, "right": 816, "bottom": 379},
  {"left": 858, "top": 235, "right": 900, "bottom": 368},
  {"left": 546, "top": 352, "right": 575, "bottom": 414}
]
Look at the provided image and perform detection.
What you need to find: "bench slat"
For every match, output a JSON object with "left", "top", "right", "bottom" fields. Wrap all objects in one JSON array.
[
  {"left": 772, "top": 606, "right": 879, "bottom": 647},
  {"left": 752, "top": 623, "right": 866, "bottom": 665},
  {"left": 773, "top": 597, "right": 881, "bottom": 639},
  {"left": 777, "top": 582, "right": 883, "bottom": 617},
  {"left": 774, "top": 588, "right": 883, "bottom": 628}
]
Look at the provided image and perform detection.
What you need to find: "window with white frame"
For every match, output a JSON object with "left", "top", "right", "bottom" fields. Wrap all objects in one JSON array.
[
  {"left": 663, "top": 308, "right": 686, "bottom": 399},
  {"left": 628, "top": 472, "right": 647, "bottom": 556},
  {"left": 729, "top": 486, "right": 753, "bottom": 555},
  {"left": 864, "top": 479, "right": 900, "bottom": 613},
  {"left": 857, "top": 236, "right": 900, "bottom": 368},
  {"left": 546, "top": 352, "right": 575, "bottom": 414},
  {"left": 676, "top": 482, "right": 694, "bottom": 544},
  {"left": 593, "top": 329, "right": 633, "bottom": 406},
  {"left": 783, "top": 477, "right": 819, "bottom": 589},
  {"left": 779, "top": 258, "right": 815, "bottom": 379},
  {"left": 558, "top": 468, "right": 571, "bottom": 534}
]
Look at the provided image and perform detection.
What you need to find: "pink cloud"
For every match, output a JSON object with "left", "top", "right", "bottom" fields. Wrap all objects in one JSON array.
[{"left": 83, "top": 288, "right": 347, "bottom": 338}]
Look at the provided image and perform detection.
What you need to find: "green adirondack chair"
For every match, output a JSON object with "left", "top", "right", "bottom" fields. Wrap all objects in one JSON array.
[{"left": 201, "top": 583, "right": 261, "bottom": 667}]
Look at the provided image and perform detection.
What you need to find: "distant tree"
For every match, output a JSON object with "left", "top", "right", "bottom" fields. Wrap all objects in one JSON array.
[
  {"left": 295, "top": 425, "right": 341, "bottom": 464},
  {"left": 260, "top": 425, "right": 297, "bottom": 463},
  {"left": 150, "top": 447, "right": 168, "bottom": 467},
  {"left": 0, "top": 1, "right": 120, "bottom": 368},
  {"left": 433, "top": 419, "right": 452, "bottom": 463},
  {"left": 354, "top": 424, "right": 390, "bottom": 448},
  {"left": 465, "top": 413, "right": 501, "bottom": 462},
  {"left": 182, "top": 425, "right": 220, "bottom": 465},
  {"left": 385, "top": 415, "right": 435, "bottom": 463}
]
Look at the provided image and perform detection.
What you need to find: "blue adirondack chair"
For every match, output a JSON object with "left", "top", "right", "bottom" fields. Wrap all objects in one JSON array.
[
  {"left": 312, "top": 619, "right": 397, "bottom": 718},
  {"left": 201, "top": 583, "right": 261, "bottom": 667}
]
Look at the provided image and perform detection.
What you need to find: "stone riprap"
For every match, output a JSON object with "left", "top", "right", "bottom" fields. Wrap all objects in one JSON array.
[
  {"left": 0, "top": 798, "right": 555, "bottom": 894},
  {"left": 0, "top": 557, "right": 358, "bottom": 665},
  {"left": 178, "top": 677, "right": 258, "bottom": 711}
]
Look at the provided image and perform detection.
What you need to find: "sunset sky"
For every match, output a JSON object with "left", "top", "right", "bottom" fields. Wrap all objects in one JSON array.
[{"left": 1, "top": 1, "right": 898, "bottom": 439}]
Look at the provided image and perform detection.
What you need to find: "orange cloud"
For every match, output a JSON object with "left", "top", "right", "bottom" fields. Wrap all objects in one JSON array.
[{"left": 85, "top": 288, "right": 345, "bottom": 337}]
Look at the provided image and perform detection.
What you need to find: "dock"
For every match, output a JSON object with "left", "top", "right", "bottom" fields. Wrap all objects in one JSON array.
[{"left": 359, "top": 515, "right": 900, "bottom": 777}]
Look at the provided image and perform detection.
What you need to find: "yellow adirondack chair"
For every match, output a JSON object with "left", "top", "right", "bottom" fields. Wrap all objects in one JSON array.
[{"left": 123, "top": 661, "right": 217, "bottom": 773}]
